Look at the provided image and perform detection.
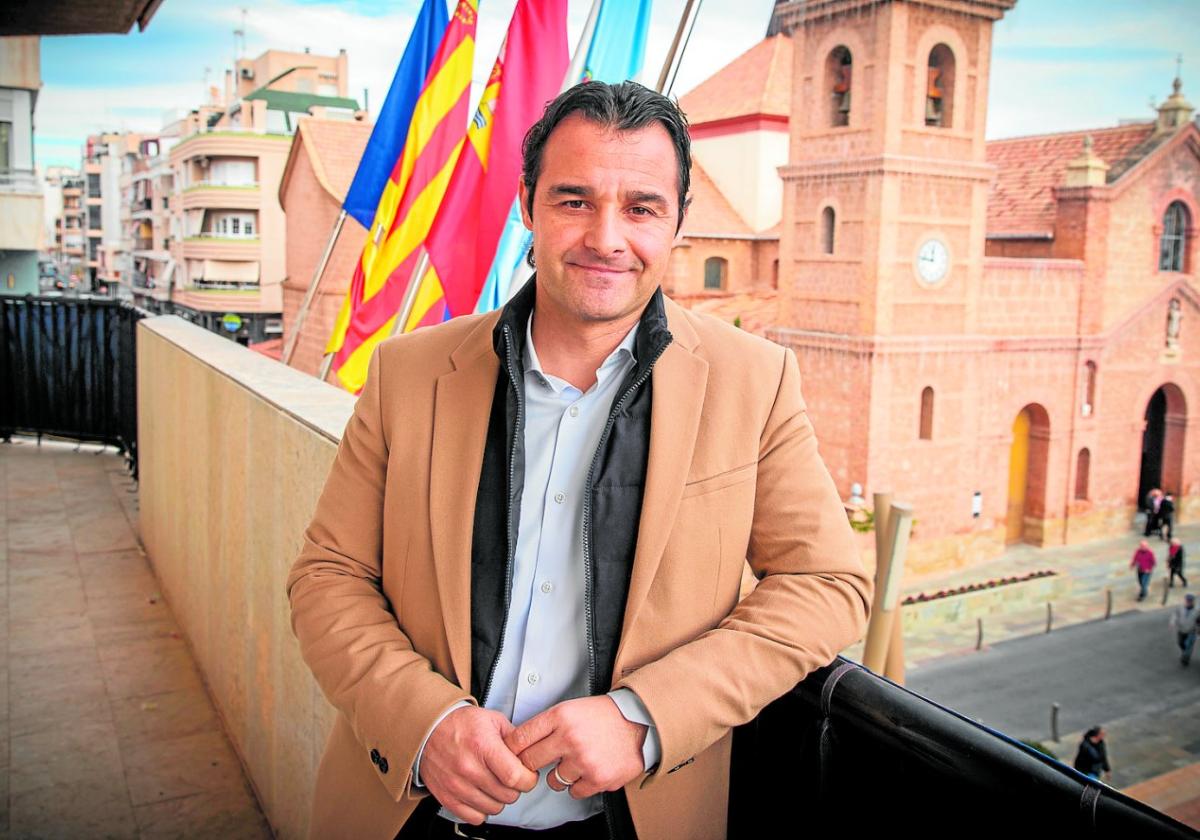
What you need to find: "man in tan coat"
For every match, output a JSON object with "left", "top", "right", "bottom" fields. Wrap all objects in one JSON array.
[{"left": 288, "top": 81, "right": 870, "bottom": 840}]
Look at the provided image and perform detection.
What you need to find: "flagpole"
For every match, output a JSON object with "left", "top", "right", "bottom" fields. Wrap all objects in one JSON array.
[
  {"left": 665, "top": 0, "right": 705, "bottom": 96},
  {"left": 655, "top": 0, "right": 699, "bottom": 93},
  {"left": 390, "top": 249, "right": 431, "bottom": 338},
  {"left": 283, "top": 209, "right": 346, "bottom": 366},
  {"left": 568, "top": 0, "right": 604, "bottom": 85}
]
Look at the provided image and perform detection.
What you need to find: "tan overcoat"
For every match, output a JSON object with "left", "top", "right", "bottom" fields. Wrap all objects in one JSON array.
[{"left": 287, "top": 297, "right": 871, "bottom": 839}]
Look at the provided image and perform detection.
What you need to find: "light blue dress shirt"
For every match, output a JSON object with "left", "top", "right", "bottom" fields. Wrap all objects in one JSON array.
[{"left": 415, "top": 312, "right": 661, "bottom": 829}]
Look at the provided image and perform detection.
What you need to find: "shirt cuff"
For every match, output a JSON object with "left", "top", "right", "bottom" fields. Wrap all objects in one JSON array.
[
  {"left": 413, "top": 700, "right": 472, "bottom": 788},
  {"left": 607, "top": 688, "right": 661, "bottom": 772}
]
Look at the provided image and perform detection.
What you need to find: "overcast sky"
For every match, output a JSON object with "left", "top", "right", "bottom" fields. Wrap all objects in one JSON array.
[{"left": 33, "top": 0, "right": 1200, "bottom": 170}]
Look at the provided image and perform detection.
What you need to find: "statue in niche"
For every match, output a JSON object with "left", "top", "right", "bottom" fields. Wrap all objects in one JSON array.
[{"left": 1167, "top": 298, "right": 1182, "bottom": 349}]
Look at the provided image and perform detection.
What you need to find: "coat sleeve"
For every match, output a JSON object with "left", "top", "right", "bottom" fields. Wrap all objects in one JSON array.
[
  {"left": 617, "top": 345, "right": 872, "bottom": 781},
  {"left": 286, "top": 346, "right": 474, "bottom": 803}
]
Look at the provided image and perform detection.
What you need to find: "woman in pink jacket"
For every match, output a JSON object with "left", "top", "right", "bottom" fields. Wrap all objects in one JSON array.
[{"left": 1131, "top": 540, "right": 1157, "bottom": 602}]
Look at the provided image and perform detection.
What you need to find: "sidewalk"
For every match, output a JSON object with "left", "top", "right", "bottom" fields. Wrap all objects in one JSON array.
[{"left": 0, "top": 437, "right": 271, "bottom": 838}]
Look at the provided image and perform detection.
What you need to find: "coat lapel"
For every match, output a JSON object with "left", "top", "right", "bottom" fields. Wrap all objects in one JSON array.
[
  {"left": 618, "top": 309, "right": 708, "bottom": 655},
  {"left": 429, "top": 317, "right": 500, "bottom": 692}
]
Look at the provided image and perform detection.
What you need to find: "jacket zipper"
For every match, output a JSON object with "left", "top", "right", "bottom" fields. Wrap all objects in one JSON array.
[
  {"left": 583, "top": 338, "right": 670, "bottom": 840},
  {"left": 480, "top": 323, "right": 525, "bottom": 707}
]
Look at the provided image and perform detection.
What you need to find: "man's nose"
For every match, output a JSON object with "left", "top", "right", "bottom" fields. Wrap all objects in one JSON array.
[{"left": 583, "top": 207, "right": 625, "bottom": 256}]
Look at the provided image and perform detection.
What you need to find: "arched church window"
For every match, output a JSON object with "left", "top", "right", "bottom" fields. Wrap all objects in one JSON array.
[
  {"left": 926, "top": 44, "right": 956, "bottom": 128},
  {"left": 821, "top": 206, "right": 836, "bottom": 255},
  {"left": 919, "top": 387, "right": 934, "bottom": 440},
  {"left": 1160, "top": 201, "right": 1190, "bottom": 272},
  {"left": 826, "top": 47, "right": 852, "bottom": 127},
  {"left": 1075, "top": 448, "right": 1091, "bottom": 500},
  {"left": 704, "top": 257, "right": 728, "bottom": 290}
]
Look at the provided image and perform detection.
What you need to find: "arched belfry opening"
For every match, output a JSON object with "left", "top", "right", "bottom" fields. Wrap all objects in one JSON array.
[
  {"left": 1138, "top": 384, "right": 1187, "bottom": 504},
  {"left": 826, "top": 46, "right": 852, "bottom": 127}
]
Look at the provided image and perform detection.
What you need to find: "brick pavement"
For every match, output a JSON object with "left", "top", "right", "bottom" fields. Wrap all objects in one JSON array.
[{"left": 0, "top": 437, "right": 271, "bottom": 839}]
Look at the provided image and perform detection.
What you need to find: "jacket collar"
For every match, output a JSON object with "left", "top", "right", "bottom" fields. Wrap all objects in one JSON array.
[{"left": 490, "top": 276, "right": 676, "bottom": 382}]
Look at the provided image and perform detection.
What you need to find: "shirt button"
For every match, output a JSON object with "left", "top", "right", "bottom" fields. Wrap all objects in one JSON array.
[
  {"left": 554, "top": 492, "right": 565, "bottom": 504},
  {"left": 569, "top": 406, "right": 579, "bottom": 418},
  {"left": 541, "top": 580, "right": 553, "bottom": 594},
  {"left": 527, "top": 672, "right": 539, "bottom": 685}
]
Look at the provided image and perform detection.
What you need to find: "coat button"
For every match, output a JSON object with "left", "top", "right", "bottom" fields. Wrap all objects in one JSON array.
[
  {"left": 378, "top": 756, "right": 389, "bottom": 774},
  {"left": 370, "top": 748, "right": 380, "bottom": 765}
]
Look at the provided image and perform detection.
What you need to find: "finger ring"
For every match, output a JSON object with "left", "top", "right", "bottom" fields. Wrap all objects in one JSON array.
[{"left": 552, "top": 764, "right": 577, "bottom": 787}]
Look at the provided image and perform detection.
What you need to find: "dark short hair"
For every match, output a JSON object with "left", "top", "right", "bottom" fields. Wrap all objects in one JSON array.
[{"left": 521, "top": 80, "right": 692, "bottom": 231}]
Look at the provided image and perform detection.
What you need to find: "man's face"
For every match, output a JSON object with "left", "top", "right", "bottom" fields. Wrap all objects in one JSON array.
[{"left": 519, "top": 114, "right": 683, "bottom": 327}]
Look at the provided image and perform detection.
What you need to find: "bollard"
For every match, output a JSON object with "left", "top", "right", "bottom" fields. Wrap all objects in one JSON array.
[
  {"left": 1163, "top": 577, "right": 1171, "bottom": 606},
  {"left": 1105, "top": 588, "right": 1113, "bottom": 620},
  {"left": 1045, "top": 602, "right": 1053, "bottom": 634},
  {"left": 1051, "top": 702, "right": 1060, "bottom": 743},
  {"left": 976, "top": 617, "right": 984, "bottom": 651}
]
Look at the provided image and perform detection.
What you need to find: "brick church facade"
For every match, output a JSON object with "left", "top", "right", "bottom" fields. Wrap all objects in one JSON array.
[{"left": 677, "top": 0, "right": 1200, "bottom": 574}]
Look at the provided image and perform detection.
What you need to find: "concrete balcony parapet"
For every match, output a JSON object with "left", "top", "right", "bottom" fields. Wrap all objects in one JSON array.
[{"left": 137, "top": 316, "right": 352, "bottom": 837}]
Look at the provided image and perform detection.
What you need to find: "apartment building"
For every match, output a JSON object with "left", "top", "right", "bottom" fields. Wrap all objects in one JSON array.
[
  {"left": 81, "top": 131, "right": 147, "bottom": 293},
  {"left": 0, "top": 36, "right": 43, "bottom": 296},
  {"left": 165, "top": 47, "right": 361, "bottom": 345}
]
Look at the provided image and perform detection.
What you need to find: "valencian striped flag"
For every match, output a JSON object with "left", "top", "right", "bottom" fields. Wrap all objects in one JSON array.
[
  {"left": 326, "top": 0, "right": 478, "bottom": 393},
  {"left": 420, "top": 0, "right": 569, "bottom": 320}
]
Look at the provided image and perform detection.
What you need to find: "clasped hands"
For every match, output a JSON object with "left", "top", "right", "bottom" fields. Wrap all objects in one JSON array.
[{"left": 419, "top": 695, "right": 648, "bottom": 825}]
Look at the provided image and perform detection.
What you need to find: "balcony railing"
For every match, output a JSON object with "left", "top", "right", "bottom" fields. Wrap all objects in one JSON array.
[
  {"left": 185, "top": 233, "right": 259, "bottom": 242},
  {"left": 184, "top": 181, "right": 259, "bottom": 191},
  {"left": 0, "top": 295, "right": 147, "bottom": 475}
]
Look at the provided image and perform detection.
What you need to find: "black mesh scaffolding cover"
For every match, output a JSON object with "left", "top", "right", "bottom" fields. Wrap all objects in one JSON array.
[{"left": 1, "top": 295, "right": 147, "bottom": 474}]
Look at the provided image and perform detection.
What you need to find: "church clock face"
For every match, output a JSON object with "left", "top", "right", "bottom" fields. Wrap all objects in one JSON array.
[{"left": 916, "top": 238, "right": 950, "bottom": 285}]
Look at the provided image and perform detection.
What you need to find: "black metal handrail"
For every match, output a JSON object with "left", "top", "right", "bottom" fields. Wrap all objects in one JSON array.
[
  {"left": 0, "top": 295, "right": 148, "bottom": 476},
  {"left": 728, "top": 657, "right": 1193, "bottom": 837}
]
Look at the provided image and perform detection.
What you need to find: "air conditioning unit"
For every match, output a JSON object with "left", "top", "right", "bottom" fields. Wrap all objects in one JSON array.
[{"left": 240, "top": 67, "right": 254, "bottom": 81}]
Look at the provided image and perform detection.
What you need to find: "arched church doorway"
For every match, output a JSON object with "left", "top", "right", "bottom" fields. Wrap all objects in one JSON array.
[
  {"left": 1007, "top": 404, "right": 1050, "bottom": 545},
  {"left": 1138, "top": 384, "right": 1187, "bottom": 504}
]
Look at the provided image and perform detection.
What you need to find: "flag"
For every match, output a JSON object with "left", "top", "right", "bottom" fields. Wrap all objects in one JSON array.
[
  {"left": 423, "top": 0, "right": 569, "bottom": 319},
  {"left": 476, "top": 0, "right": 654, "bottom": 311},
  {"left": 325, "top": 0, "right": 449, "bottom": 364},
  {"left": 341, "top": 0, "right": 449, "bottom": 230},
  {"left": 327, "top": 0, "right": 479, "bottom": 393}
]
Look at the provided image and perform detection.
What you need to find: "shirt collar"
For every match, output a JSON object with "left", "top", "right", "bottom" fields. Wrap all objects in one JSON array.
[{"left": 524, "top": 311, "right": 639, "bottom": 395}]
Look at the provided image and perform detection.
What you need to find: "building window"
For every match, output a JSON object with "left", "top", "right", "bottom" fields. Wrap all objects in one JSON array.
[
  {"left": 1082, "top": 361, "right": 1097, "bottom": 416},
  {"left": 87, "top": 173, "right": 101, "bottom": 194},
  {"left": 0, "top": 121, "right": 10, "bottom": 172},
  {"left": 231, "top": 218, "right": 241, "bottom": 236},
  {"left": 704, "top": 257, "right": 728, "bottom": 290},
  {"left": 1160, "top": 201, "right": 1190, "bottom": 272},
  {"left": 826, "top": 47, "right": 852, "bottom": 127},
  {"left": 1075, "top": 448, "right": 1091, "bottom": 500},
  {"left": 772, "top": 258, "right": 780, "bottom": 287},
  {"left": 821, "top": 206, "right": 836, "bottom": 255},
  {"left": 925, "top": 44, "right": 956, "bottom": 128},
  {"left": 919, "top": 387, "right": 934, "bottom": 440}
]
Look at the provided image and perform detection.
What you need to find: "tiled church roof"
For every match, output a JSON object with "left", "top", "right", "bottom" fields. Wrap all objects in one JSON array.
[
  {"left": 985, "top": 122, "right": 1159, "bottom": 237},
  {"left": 683, "top": 160, "right": 753, "bottom": 236},
  {"left": 678, "top": 34, "right": 793, "bottom": 126}
]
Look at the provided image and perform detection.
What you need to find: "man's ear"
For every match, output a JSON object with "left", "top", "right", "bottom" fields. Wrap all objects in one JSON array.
[{"left": 518, "top": 180, "right": 534, "bottom": 231}]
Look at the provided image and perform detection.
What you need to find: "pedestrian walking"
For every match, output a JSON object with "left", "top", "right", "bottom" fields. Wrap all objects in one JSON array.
[
  {"left": 1131, "top": 540, "right": 1156, "bottom": 601},
  {"left": 1160, "top": 492, "right": 1176, "bottom": 541},
  {"left": 1168, "top": 538, "right": 1188, "bottom": 588},
  {"left": 1073, "top": 726, "right": 1112, "bottom": 782},
  {"left": 1171, "top": 593, "right": 1199, "bottom": 666},
  {"left": 1144, "top": 488, "right": 1164, "bottom": 538}
]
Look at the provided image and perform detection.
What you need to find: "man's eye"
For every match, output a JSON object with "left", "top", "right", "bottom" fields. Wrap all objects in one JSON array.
[
  {"left": 562, "top": 200, "right": 587, "bottom": 209},
  {"left": 630, "top": 206, "right": 653, "bottom": 216}
]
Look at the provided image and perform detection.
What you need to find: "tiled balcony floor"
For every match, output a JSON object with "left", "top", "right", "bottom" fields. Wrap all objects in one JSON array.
[{"left": 0, "top": 437, "right": 271, "bottom": 839}]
